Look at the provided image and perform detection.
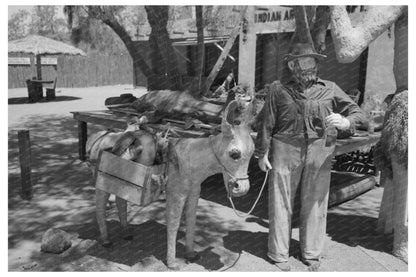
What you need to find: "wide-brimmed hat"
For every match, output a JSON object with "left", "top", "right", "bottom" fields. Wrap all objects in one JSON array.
[{"left": 283, "top": 43, "right": 327, "bottom": 62}]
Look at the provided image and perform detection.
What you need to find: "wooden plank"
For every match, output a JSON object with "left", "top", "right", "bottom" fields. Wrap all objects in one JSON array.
[
  {"left": 18, "top": 130, "right": 33, "bottom": 200},
  {"left": 213, "top": 42, "right": 236, "bottom": 62},
  {"left": 204, "top": 6, "right": 248, "bottom": 94},
  {"left": 96, "top": 172, "right": 144, "bottom": 205},
  {"left": 98, "top": 151, "right": 150, "bottom": 187},
  {"left": 334, "top": 133, "right": 381, "bottom": 156},
  {"left": 329, "top": 172, "right": 376, "bottom": 207},
  {"left": 72, "top": 112, "right": 127, "bottom": 130}
]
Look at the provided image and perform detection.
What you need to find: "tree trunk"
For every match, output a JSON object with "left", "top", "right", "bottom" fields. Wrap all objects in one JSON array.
[
  {"left": 311, "top": 6, "right": 331, "bottom": 53},
  {"left": 101, "top": 16, "right": 155, "bottom": 84},
  {"left": 327, "top": 5, "right": 408, "bottom": 262},
  {"left": 393, "top": 13, "right": 408, "bottom": 92},
  {"left": 376, "top": 170, "right": 394, "bottom": 234},
  {"left": 390, "top": 14, "right": 408, "bottom": 263},
  {"left": 145, "top": 6, "right": 182, "bottom": 91},
  {"left": 391, "top": 154, "right": 408, "bottom": 263}
]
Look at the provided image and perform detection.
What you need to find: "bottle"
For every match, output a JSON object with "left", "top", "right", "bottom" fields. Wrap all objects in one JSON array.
[
  {"left": 325, "top": 124, "right": 338, "bottom": 147},
  {"left": 367, "top": 112, "right": 375, "bottom": 134}
]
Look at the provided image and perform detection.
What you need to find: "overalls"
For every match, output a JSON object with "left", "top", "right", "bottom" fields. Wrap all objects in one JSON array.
[{"left": 255, "top": 79, "right": 365, "bottom": 262}]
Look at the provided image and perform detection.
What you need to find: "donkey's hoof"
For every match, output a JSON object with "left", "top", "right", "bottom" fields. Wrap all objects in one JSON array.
[
  {"left": 123, "top": 234, "right": 133, "bottom": 241},
  {"left": 185, "top": 252, "right": 201, "bottom": 263},
  {"left": 167, "top": 262, "right": 180, "bottom": 271}
]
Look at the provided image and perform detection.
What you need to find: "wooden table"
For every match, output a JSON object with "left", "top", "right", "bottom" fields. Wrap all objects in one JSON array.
[
  {"left": 71, "top": 109, "right": 381, "bottom": 161},
  {"left": 26, "top": 79, "right": 54, "bottom": 102},
  {"left": 71, "top": 110, "right": 214, "bottom": 160},
  {"left": 30, "top": 80, "right": 54, "bottom": 84}
]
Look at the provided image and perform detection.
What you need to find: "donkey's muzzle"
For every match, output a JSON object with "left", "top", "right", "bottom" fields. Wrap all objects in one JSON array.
[{"left": 228, "top": 179, "right": 250, "bottom": 197}]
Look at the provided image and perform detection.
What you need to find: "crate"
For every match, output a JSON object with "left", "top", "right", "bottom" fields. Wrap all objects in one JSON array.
[{"left": 95, "top": 151, "right": 166, "bottom": 206}]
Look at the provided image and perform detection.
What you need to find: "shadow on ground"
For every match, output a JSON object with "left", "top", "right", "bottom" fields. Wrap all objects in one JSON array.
[
  {"left": 62, "top": 220, "right": 184, "bottom": 267},
  {"left": 8, "top": 113, "right": 396, "bottom": 271},
  {"left": 8, "top": 96, "right": 81, "bottom": 105},
  {"left": 223, "top": 230, "right": 300, "bottom": 260},
  {"left": 200, "top": 165, "right": 393, "bottom": 258},
  {"left": 8, "top": 112, "right": 240, "bottom": 271},
  {"left": 8, "top": 114, "right": 99, "bottom": 265},
  {"left": 327, "top": 214, "right": 393, "bottom": 252}
]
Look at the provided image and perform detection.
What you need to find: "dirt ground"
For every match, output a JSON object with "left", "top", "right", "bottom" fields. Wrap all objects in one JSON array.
[{"left": 8, "top": 85, "right": 408, "bottom": 271}]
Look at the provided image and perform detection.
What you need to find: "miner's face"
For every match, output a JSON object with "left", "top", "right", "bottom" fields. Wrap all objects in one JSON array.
[{"left": 288, "top": 57, "right": 318, "bottom": 87}]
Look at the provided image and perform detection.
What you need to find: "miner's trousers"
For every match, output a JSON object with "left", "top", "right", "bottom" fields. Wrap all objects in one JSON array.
[{"left": 267, "top": 136, "right": 335, "bottom": 263}]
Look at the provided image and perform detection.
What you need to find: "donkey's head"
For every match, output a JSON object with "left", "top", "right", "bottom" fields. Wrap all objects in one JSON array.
[{"left": 212, "top": 100, "right": 255, "bottom": 197}]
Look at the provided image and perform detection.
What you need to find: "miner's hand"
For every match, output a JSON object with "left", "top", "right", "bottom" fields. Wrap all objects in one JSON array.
[
  {"left": 325, "top": 113, "right": 351, "bottom": 130},
  {"left": 258, "top": 155, "right": 272, "bottom": 172}
]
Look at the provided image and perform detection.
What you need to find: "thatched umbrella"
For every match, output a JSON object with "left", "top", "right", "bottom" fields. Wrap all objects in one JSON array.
[{"left": 8, "top": 35, "right": 86, "bottom": 80}]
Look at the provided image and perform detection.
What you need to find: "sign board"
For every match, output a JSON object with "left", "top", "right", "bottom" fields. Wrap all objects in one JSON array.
[
  {"left": 8, "top": 57, "right": 31, "bottom": 65},
  {"left": 8, "top": 57, "right": 58, "bottom": 65},
  {"left": 252, "top": 5, "right": 367, "bottom": 34},
  {"left": 41, "top": 57, "right": 58, "bottom": 65}
]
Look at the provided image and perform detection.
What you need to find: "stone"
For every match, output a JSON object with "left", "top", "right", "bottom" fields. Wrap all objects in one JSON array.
[{"left": 41, "top": 228, "right": 72, "bottom": 254}]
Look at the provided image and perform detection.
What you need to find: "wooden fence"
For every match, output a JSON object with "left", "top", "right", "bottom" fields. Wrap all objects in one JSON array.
[{"left": 8, "top": 53, "right": 140, "bottom": 88}]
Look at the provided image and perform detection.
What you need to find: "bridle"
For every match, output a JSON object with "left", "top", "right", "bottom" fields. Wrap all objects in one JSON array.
[{"left": 209, "top": 134, "right": 269, "bottom": 218}]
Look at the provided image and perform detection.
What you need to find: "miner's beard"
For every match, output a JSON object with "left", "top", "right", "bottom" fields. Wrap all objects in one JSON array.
[{"left": 292, "top": 65, "right": 318, "bottom": 88}]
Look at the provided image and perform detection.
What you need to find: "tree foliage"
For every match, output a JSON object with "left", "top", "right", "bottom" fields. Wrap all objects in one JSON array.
[
  {"left": 8, "top": 9, "right": 30, "bottom": 40},
  {"left": 29, "top": 6, "right": 70, "bottom": 42},
  {"left": 64, "top": 5, "right": 185, "bottom": 90}
]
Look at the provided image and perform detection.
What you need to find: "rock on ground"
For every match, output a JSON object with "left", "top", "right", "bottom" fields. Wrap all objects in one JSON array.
[{"left": 41, "top": 228, "right": 72, "bottom": 254}]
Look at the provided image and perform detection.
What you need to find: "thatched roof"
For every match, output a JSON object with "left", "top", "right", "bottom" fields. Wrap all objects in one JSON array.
[{"left": 8, "top": 35, "right": 86, "bottom": 56}]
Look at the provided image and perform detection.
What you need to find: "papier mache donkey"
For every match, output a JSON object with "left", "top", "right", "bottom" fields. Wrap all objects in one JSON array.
[{"left": 87, "top": 100, "right": 255, "bottom": 270}]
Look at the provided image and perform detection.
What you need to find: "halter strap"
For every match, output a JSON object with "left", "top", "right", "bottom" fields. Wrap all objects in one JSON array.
[
  {"left": 209, "top": 135, "right": 249, "bottom": 183},
  {"left": 209, "top": 135, "right": 268, "bottom": 218}
]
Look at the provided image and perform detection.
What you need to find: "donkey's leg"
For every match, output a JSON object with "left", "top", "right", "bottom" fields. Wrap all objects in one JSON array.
[
  {"left": 184, "top": 186, "right": 201, "bottom": 262},
  {"left": 166, "top": 189, "right": 187, "bottom": 270},
  {"left": 115, "top": 196, "right": 133, "bottom": 240},
  {"left": 96, "top": 189, "right": 112, "bottom": 247}
]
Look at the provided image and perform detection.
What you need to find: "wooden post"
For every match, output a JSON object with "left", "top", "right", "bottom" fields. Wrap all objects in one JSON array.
[
  {"left": 18, "top": 130, "right": 33, "bottom": 200},
  {"left": 78, "top": 121, "right": 88, "bottom": 161},
  {"left": 30, "top": 56, "right": 36, "bottom": 78},
  {"left": 36, "top": 54, "right": 42, "bottom": 80},
  {"left": 238, "top": 6, "right": 256, "bottom": 93}
]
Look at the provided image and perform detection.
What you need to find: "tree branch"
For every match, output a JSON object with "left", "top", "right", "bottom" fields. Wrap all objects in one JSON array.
[
  {"left": 330, "top": 5, "right": 405, "bottom": 63},
  {"left": 87, "top": 6, "right": 154, "bottom": 78},
  {"left": 311, "top": 6, "right": 331, "bottom": 53}
]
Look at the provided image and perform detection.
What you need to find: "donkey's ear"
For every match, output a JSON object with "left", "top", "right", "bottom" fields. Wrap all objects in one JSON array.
[
  {"left": 240, "top": 99, "right": 256, "bottom": 127},
  {"left": 221, "top": 100, "right": 239, "bottom": 136}
]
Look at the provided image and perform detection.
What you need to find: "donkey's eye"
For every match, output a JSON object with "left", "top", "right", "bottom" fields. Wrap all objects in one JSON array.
[{"left": 229, "top": 149, "right": 242, "bottom": 160}]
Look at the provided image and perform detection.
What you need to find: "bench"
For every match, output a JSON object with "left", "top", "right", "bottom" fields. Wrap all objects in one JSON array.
[{"left": 45, "top": 77, "right": 58, "bottom": 100}]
